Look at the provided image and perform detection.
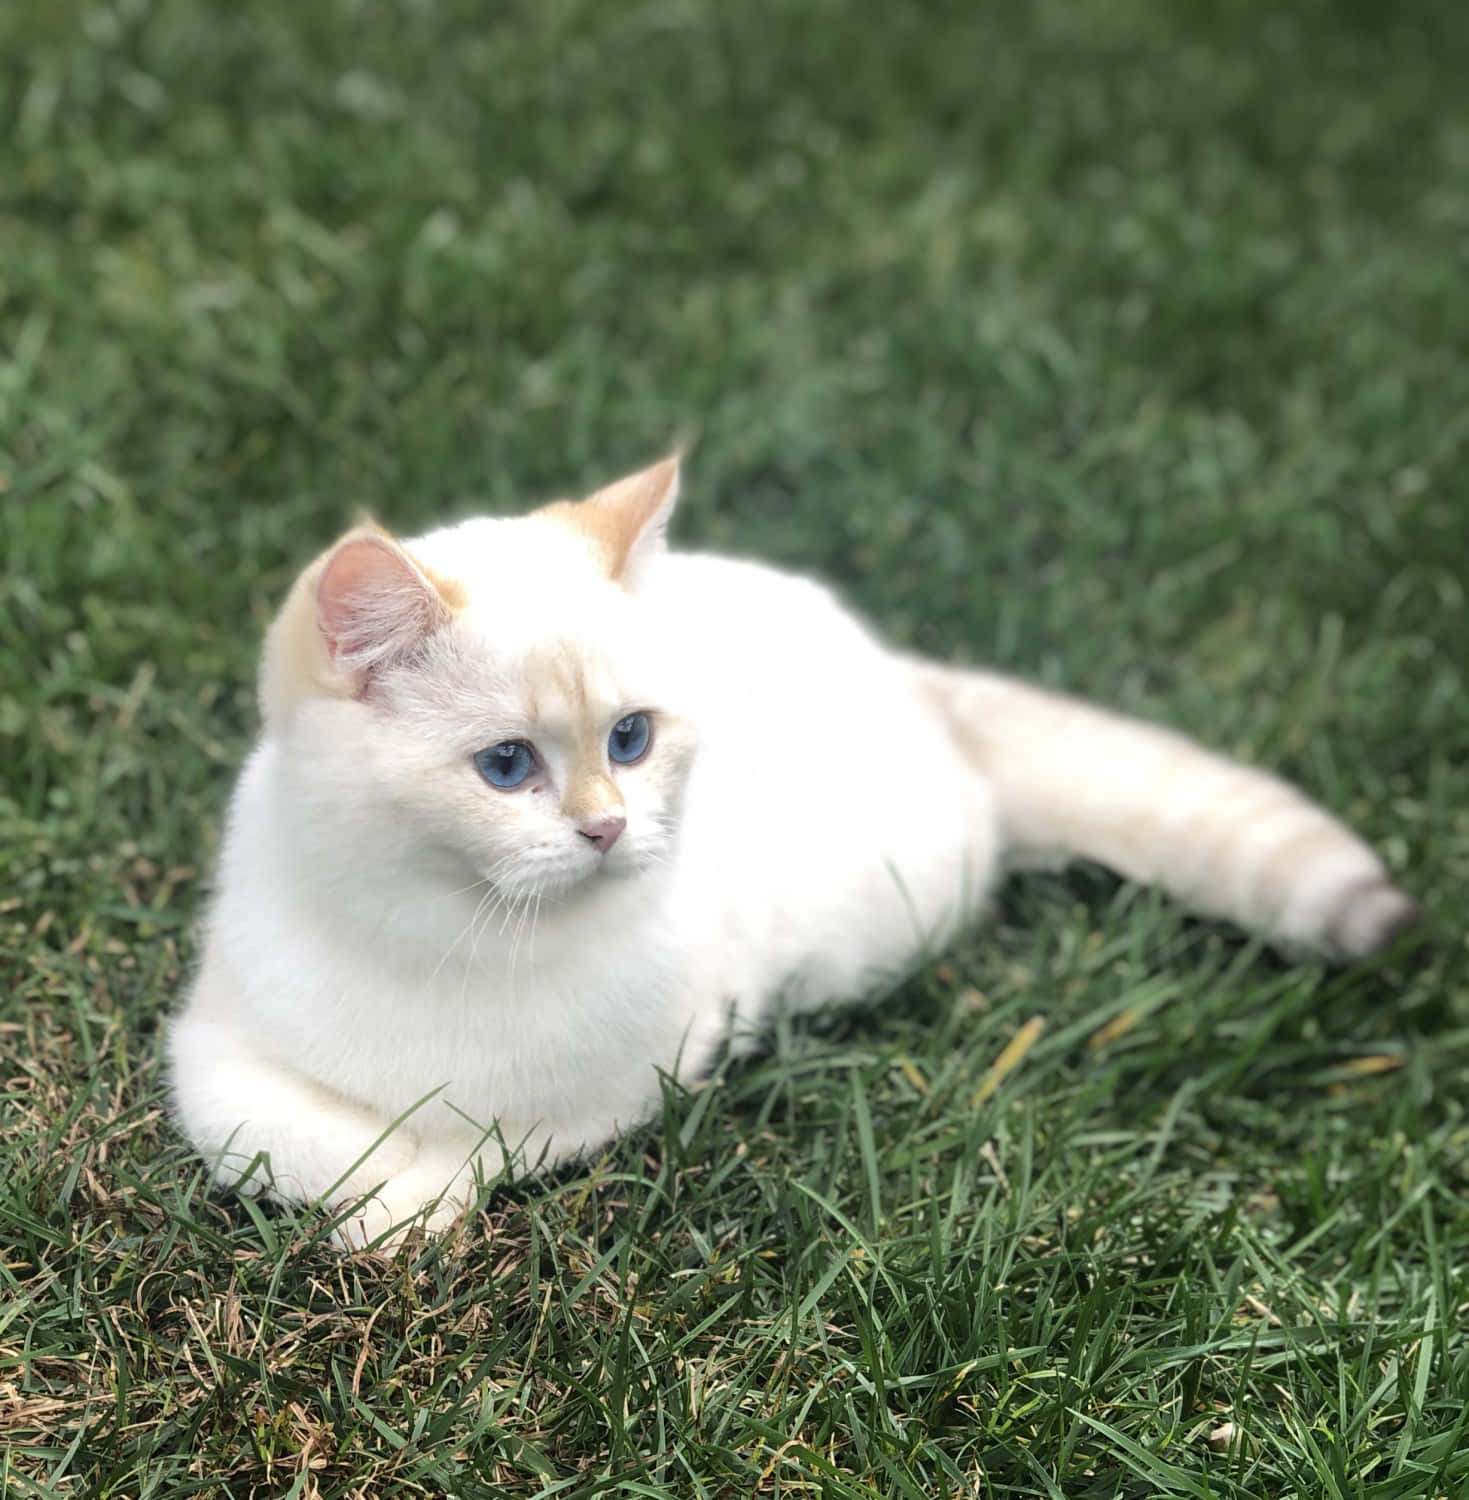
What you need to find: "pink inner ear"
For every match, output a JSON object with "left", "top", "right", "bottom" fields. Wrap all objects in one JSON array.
[{"left": 316, "top": 534, "right": 444, "bottom": 671}]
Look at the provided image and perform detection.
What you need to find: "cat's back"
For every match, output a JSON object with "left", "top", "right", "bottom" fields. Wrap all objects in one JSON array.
[
  {"left": 642, "top": 549, "right": 888, "bottom": 702},
  {"left": 642, "top": 549, "right": 999, "bottom": 1018}
]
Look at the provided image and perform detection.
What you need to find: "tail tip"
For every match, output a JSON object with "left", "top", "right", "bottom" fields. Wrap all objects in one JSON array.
[{"left": 1327, "top": 877, "right": 1422, "bottom": 963}]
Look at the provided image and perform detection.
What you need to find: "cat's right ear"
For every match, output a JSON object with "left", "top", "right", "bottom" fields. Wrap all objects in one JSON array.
[
  {"left": 260, "top": 526, "right": 460, "bottom": 728},
  {"left": 315, "top": 530, "right": 453, "bottom": 677}
]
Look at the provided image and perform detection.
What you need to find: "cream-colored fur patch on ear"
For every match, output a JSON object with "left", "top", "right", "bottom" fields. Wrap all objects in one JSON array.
[
  {"left": 537, "top": 453, "right": 681, "bottom": 584},
  {"left": 259, "top": 524, "right": 462, "bottom": 729}
]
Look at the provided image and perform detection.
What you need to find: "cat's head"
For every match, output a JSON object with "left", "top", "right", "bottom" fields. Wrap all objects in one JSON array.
[{"left": 258, "top": 456, "right": 696, "bottom": 903}]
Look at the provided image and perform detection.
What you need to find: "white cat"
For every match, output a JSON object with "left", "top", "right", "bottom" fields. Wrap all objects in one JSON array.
[{"left": 168, "top": 456, "right": 1418, "bottom": 1248}]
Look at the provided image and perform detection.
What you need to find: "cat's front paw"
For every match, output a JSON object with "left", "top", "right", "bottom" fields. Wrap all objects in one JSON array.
[{"left": 331, "top": 1164, "right": 472, "bottom": 1254}]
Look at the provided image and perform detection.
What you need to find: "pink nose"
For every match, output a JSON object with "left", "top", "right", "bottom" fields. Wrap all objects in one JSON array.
[{"left": 578, "top": 815, "right": 626, "bottom": 853}]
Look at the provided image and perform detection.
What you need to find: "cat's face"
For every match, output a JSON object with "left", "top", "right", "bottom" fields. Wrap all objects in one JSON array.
[{"left": 263, "top": 457, "right": 696, "bottom": 904}]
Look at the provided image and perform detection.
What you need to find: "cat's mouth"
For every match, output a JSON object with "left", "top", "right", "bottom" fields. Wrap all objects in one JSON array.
[{"left": 487, "top": 840, "right": 650, "bottom": 903}]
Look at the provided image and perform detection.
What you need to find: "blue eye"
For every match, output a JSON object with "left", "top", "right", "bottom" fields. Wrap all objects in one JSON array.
[
  {"left": 473, "top": 741, "right": 535, "bottom": 789},
  {"left": 608, "top": 712, "right": 652, "bottom": 765}
]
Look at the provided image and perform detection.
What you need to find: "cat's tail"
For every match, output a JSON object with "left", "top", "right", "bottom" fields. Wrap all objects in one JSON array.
[{"left": 917, "top": 664, "right": 1419, "bottom": 962}]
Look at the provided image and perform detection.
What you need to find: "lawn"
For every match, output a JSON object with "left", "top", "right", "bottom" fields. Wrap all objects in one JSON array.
[{"left": 3, "top": 1, "right": 1468, "bottom": 1495}]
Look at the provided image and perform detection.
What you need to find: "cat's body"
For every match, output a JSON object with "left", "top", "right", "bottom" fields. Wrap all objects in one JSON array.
[{"left": 169, "top": 458, "right": 1417, "bottom": 1247}]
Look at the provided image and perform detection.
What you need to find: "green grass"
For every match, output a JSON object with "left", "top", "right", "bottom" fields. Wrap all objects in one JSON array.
[{"left": 3, "top": 1, "right": 1468, "bottom": 1495}]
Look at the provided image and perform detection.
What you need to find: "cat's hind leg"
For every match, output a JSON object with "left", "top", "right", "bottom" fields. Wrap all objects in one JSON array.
[{"left": 919, "top": 664, "right": 1418, "bottom": 961}]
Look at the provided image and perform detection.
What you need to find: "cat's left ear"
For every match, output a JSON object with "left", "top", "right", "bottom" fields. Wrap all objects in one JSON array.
[{"left": 552, "top": 453, "right": 681, "bottom": 588}]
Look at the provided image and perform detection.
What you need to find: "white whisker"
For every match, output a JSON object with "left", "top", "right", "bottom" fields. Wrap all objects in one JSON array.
[
  {"left": 429, "top": 874, "right": 494, "bottom": 905},
  {"left": 423, "top": 883, "right": 497, "bottom": 990}
]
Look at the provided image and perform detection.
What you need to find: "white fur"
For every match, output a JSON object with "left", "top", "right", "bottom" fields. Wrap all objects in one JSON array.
[{"left": 168, "top": 467, "right": 1414, "bottom": 1248}]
